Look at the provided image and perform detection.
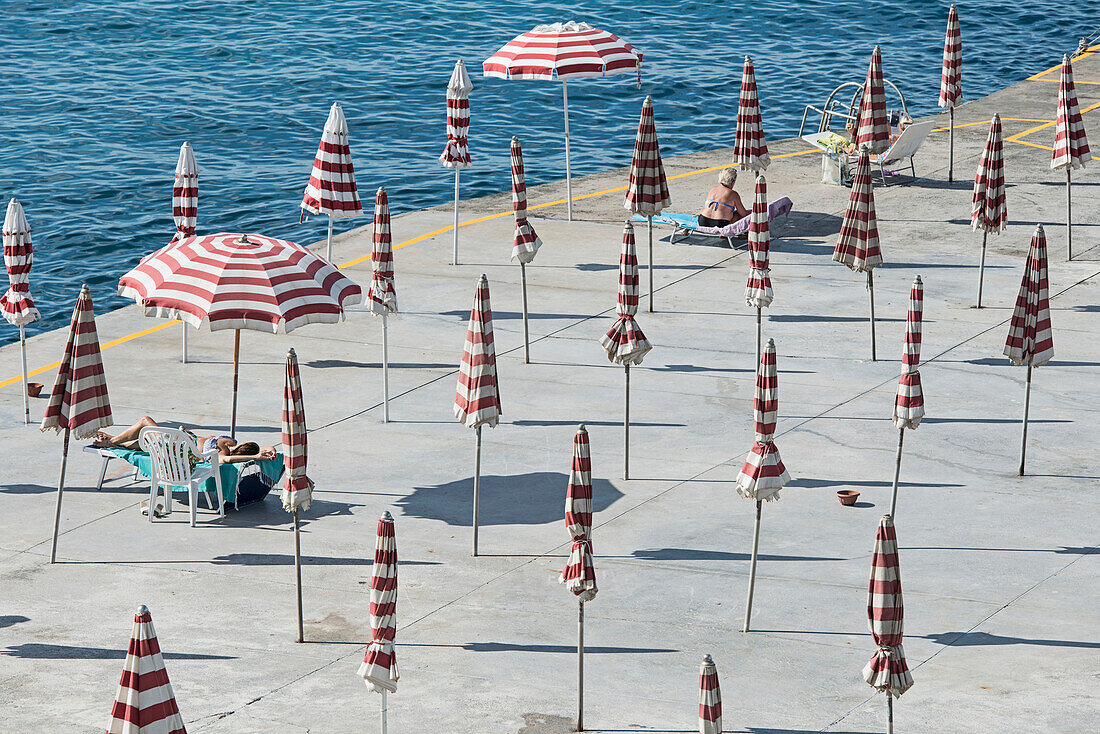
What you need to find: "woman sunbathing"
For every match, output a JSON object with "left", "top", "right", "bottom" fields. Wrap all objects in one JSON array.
[
  {"left": 92, "top": 416, "right": 277, "bottom": 463},
  {"left": 697, "top": 167, "right": 749, "bottom": 228}
]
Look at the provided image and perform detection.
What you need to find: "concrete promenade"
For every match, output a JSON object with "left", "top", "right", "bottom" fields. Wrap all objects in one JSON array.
[{"left": 1, "top": 51, "right": 1098, "bottom": 732}]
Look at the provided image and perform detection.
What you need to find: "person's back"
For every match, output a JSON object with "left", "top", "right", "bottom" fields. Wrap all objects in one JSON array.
[{"left": 698, "top": 167, "right": 748, "bottom": 227}]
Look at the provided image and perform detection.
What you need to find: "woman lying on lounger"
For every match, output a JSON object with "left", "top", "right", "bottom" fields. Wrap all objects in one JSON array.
[
  {"left": 92, "top": 416, "right": 277, "bottom": 463},
  {"left": 697, "top": 167, "right": 749, "bottom": 228}
]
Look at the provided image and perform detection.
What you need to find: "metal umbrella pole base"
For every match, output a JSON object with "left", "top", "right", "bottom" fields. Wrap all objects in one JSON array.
[
  {"left": 976, "top": 230, "right": 988, "bottom": 308},
  {"left": 623, "top": 364, "right": 630, "bottom": 481},
  {"left": 1019, "top": 365, "right": 1033, "bottom": 476},
  {"left": 577, "top": 600, "right": 584, "bottom": 732},
  {"left": 867, "top": 270, "right": 877, "bottom": 362},
  {"left": 49, "top": 428, "right": 72, "bottom": 564},
  {"left": 520, "top": 262, "right": 531, "bottom": 364},
  {"left": 382, "top": 313, "right": 390, "bottom": 423},
  {"left": 742, "top": 499, "right": 763, "bottom": 632},
  {"left": 294, "top": 508, "right": 304, "bottom": 643},
  {"left": 19, "top": 324, "right": 29, "bottom": 425},
  {"left": 890, "top": 428, "right": 904, "bottom": 518},
  {"left": 472, "top": 425, "right": 482, "bottom": 556}
]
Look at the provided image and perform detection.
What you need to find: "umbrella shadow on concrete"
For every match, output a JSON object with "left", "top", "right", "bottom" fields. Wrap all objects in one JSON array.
[
  {"left": 2, "top": 643, "right": 235, "bottom": 660},
  {"left": 881, "top": 259, "right": 1012, "bottom": 269},
  {"left": 787, "top": 478, "right": 964, "bottom": 490},
  {"left": 219, "top": 497, "right": 362, "bottom": 529},
  {"left": 510, "top": 419, "right": 685, "bottom": 428},
  {"left": 307, "top": 359, "right": 453, "bottom": 370},
  {"left": 407, "top": 642, "right": 676, "bottom": 654},
  {"left": 923, "top": 631, "right": 1100, "bottom": 649},
  {"left": 209, "top": 553, "right": 440, "bottom": 566},
  {"left": 954, "top": 357, "right": 1100, "bottom": 368},
  {"left": 770, "top": 238, "right": 835, "bottom": 256},
  {"left": 777, "top": 212, "right": 843, "bottom": 238},
  {"left": 439, "top": 310, "right": 591, "bottom": 321},
  {"left": 767, "top": 314, "right": 905, "bottom": 323},
  {"left": 574, "top": 263, "right": 711, "bottom": 272},
  {"left": 630, "top": 548, "right": 846, "bottom": 562},
  {"left": 0, "top": 616, "right": 29, "bottom": 629},
  {"left": 397, "top": 472, "right": 623, "bottom": 527}
]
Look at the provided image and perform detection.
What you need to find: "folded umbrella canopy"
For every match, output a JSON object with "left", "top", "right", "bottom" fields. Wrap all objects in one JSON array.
[
  {"left": 359, "top": 511, "right": 399, "bottom": 734},
  {"left": 833, "top": 150, "right": 884, "bottom": 360},
  {"left": 119, "top": 232, "right": 361, "bottom": 436},
  {"left": 367, "top": 187, "right": 398, "bottom": 422},
  {"left": 41, "top": 285, "right": 113, "bottom": 563},
  {"left": 1051, "top": 54, "right": 1091, "bottom": 261},
  {"left": 624, "top": 95, "right": 671, "bottom": 314},
  {"left": 732, "top": 56, "right": 770, "bottom": 173},
  {"left": 282, "top": 348, "right": 314, "bottom": 643},
  {"left": 560, "top": 425, "right": 596, "bottom": 730},
  {"left": 302, "top": 101, "right": 363, "bottom": 262},
  {"left": 971, "top": 114, "right": 1007, "bottom": 308},
  {"left": 889, "top": 276, "right": 924, "bottom": 518},
  {"left": 455, "top": 274, "right": 502, "bottom": 556},
  {"left": 745, "top": 174, "right": 774, "bottom": 366},
  {"left": 1004, "top": 225, "right": 1054, "bottom": 476},
  {"left": 939, "top": 5, "right": 962, "bottom": 181},
  {"left": 105, "top": 605, "right": 187, "bottom": 734},
  {"left": 440, "top": 60, "right": 473, "bottom": 265},
  {"left": 510, "top": 136, "right": 541, "bottom": 363},
  {"left": 173, "top": 142, "right": 198, "bottom": 362},
  {"left": 855, "top": 46, "right": 890, "bottom": 155},
  {"left": 2, "top": 198, "right": 41, "bottom": 425},
  {"left": 698, "top": 654, "right": 722, "bottom": 734},
  {"left": 484, "top": 21, "right": 642, "bottom": 221}
]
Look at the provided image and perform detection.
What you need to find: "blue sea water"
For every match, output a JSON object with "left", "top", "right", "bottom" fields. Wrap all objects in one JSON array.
[{"left": 0, "top": 0, "right": 1087, "bottom": 345}]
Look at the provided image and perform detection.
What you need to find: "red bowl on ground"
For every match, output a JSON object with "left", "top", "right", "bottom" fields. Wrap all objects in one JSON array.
[
  {"left": 27, "top": 382, "right": 43, "bottom": 398},
  {"left": 837, "top": 490, "right": 860, "bottom": 506}
]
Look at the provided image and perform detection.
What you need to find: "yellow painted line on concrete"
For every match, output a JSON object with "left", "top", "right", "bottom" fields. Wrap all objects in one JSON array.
[
  {"left": 931, "top": 117, "right": 1053, "bottom": 133},
  {"left": 1006, "top": 101, "right": 1100, "bottom": 143},
  {"left": 1027, "top": 46, "right": 1098, "bottom": 80}
]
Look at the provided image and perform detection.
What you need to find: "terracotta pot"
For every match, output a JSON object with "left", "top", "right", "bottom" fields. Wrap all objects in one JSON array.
[
  {"left": 836, "top": 490, "right": 860, "bottom": 506},
  {"left": 27, "top": 382, "right": 43, "bottom": 398}
]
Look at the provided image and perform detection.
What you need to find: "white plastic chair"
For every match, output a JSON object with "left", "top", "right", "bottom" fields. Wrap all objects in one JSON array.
[
  {"left": 873, "top": 120, "right": 935, "bottom": 183},
  {"left": 138, "top": 427, "right": 225, "bottom": 527}
]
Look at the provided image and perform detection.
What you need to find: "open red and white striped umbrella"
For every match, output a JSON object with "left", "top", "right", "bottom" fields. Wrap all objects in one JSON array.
[
  {"left": 600, "top": 223, "right": 651, "bottom": 366},
  {"left": 863, "top": 515, "right": 913, "bottom": 732},
  {"left": 733, "top": 56, "right": 770, "bottom": 172},
  {"left": 855, "top": 46, "right": 890, "bottom": 155},
  {"left": 511, "top": 136, "right": 541, "bottom": 363},
  {"left": 833, "top": 150, "right": 884, "bottom": 360},
  {"left": 483, "top": 21, "right": 642, "bottom": 221},
  {"left": 282, "top": 348, "right": 313, "bottom": 642},
  {"left": 939, "top": 5, "right": 962, "bottom": 180},
  {"left": 3, "top": 199, "right": 40, "bottom": 425},
  {"left": 746, "top": 174, "right": 774, "bottom": 366},
  {"left": 972, "top": 114, "right": 1007, "bottom": 308},
  {"left": 369, "top": 187, "right": 398, "bottom": 421},
  {"left": 1005, "top": 225, "right": 1054, "bottom": 476},
  {"left": 303, "top": 102, "right": 363, "bottom": 262},
  {"left": 42, "top": 285, "right": 113, "bottom": 562},
  {"left": 889, "top": 276, "right": 924, "bottom": 518},
  {"left": 456, "top": 275, "right": 501, "bottom": 556},
  {"left": 699, "top": 654, "right": 722, "bottom": 734},
  {"left": 625, "top": 95, "right": 671, "bottom": 313},
  {"left": 359, "top": 511, "right": 399, "bottom": 730},
  {"left": 1052, "top": 54, "right": 1091, "bottom": 260},
  {"left": 561, "top": 425, "right": 597, "bottom": 601},
  {"left": 441, "top": 60, "right": 473, "bottom": 265},
  {"left": 172, "top": 142, "right": 198, "bottom": 240},
  {"left": 105, "top": 605, "right": 187, "bottom": 734}
]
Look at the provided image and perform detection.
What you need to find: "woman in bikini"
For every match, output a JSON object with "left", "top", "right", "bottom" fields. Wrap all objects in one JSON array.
[
  {"left": 698, "top": 167, "right": 749, "bottom": 228},
  {"left": 92, "top": 416, "right": 277, "bottom": 463}
]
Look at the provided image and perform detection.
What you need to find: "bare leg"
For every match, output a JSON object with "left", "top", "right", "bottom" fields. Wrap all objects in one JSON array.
[{"left": 94, "top": 416, "right": 158, "bottom": 447}]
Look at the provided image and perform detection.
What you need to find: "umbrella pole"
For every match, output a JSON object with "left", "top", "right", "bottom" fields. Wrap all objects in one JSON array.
[
  {"left": 562, "top": 80, "right": 573, "bottom": 222},
  {"left": 948, "top": 107, "right": 955, "bottom": 183},
  {"left": 647, "top": 215, "right": 654, "bottom": 313},
  {"left": 294, "top": 508, "right": 304, "bottom": 643},
  {"left": 381, "top": 690, "right": 388, "bottom": 734},
  {"left": 230, "top": 329, "right": 241, "bottom": 439},
  {"left": 976, "top": 230, "right": 988, "bottom": 308},
  {"left": 520, "top": 262, "right": 530, "bottom": 364},
  {"left": 623, "top": 364, "right": 630, "bottom": 481},
  {"left": 19, "top": 324, "right": 29, "bottom": 425},
  {"left": 755, "top": 307, "right": 762, "bottom": 368},
  {"left": 382, "top": 313, "right": 390, "bottom": 423},
  {"left": 742, "top": 499, "right": 763, "bottom": 632},
  {"left": 867, "top": 270, "right": 877, "bottom": 362},
  {"left": 1019, "top": 364, "right": 1032, "bottom": 477},
  {"left": 890, "top": 428, "right": 904, "bottom": 518},
  {"left": 577, "top": 600, "right": 584, "bottom": 732},
  {"left": 887, "top": 693, "right": 894, "bottom": 734},
  {"left": 453, "top": 170, "right": 460, "bottom": 266},
  {"left": 472, "top": 425, "right": 482, "bottom": 556},
  {"left": 49, "top": 427, "right": 71, "bottom": 564},
  {"left": 326, "top": 214, "right": 334, "bottom": 263},
  {"left": 1066, "top": 169, "right": 1072, "bottom": 261},
  {"left": 181, "top": 322, "right": 188, "bottom": 364}
]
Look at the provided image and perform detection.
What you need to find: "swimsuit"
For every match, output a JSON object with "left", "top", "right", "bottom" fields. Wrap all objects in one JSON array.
[
  {"left": 203, "top": 435, "right": 232, "bottom": 453},
  {"left": 700, "top": 199, "right": 737, "bottom": 228}
]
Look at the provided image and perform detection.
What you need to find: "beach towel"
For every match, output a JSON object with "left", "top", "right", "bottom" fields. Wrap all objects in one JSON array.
[{"left": 104, "top": 447, "right": 284, "bottom": 505}]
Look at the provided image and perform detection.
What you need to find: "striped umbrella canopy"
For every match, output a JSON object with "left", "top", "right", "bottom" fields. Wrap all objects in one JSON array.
[
  {"left": 439, "top": 60, "right": 473, "bottom": 169},
  {"left": 699, "top": 654, "right": 722, "bottom": 734},
  {"left": 302, "top": 101, "right": 363, "bottom": 219},
  {"left": 172, "top": 142, "right": 198, "bottom": 240},
  {"left": 862, "top": 515, "right": 914, "bottom": 697},
  {"left": 833, "top": 151, "right": 883, "bottom": 272},
  {"left": 893, "top": 276, "right": 925, "bottom": 430},
  {"left": 624, "top": 96, "right": 671, "bottom": 216},
  {"left": 2, "top": 198, "right": 40, "bottom": 326},
  {"left": 105, "top": 605, "right": 187, "bottom": 734},
  {"left": 938, "top": 6, "right": 962, "bottom": 109},
  {"left": 1004, "top": 225, "right": 1054, "bottom": 367},
  {"left": 599, "top": 223, "right": 652, "bottom": 365},
  {"left": 483, "top": 21, "right": 641, "bottom": 80},
  {"left": 972, "top": 115, "right": 1007, "bottom": 234},
  {"left": 855, "top": 46, "right": 890, "bottom": 155},
  {"left": 510, "top": 137, "right": 542, "bottom": 264},
  {"left": 358, "top": 512, "right": 400, "bottom": 693},
  {"left": 1051, "top": 54, "right": 1091, "bottom": 170},
  {"left": 367, "top": 187, "right": 398, "bottom": 315},
  {"left": 455, "top": 274, "right": 502, "bottom": 428},
  {"left": 281, "top": 348, "right": 313, "bottom": 512},
  {"left": 736, "top": 338, "right": 790, "bottom": 502},
  {"left": 745, "top": 175, "right": 774, "bottom": 309},
  {"left": 732, "top": 56, "right": 770, "bottom": 172},
  {"left": 118, "top": 233, "right": 361, "bottom": 333},
  {"left": 41, "top": 285, "right": 112, "bottom": 438},
  {"left": 560, "top": 425, "right": 597, "bottom": 601}
]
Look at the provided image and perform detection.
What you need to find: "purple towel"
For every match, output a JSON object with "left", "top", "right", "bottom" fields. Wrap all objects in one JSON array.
[{"left": 696, "top": 196, "right": 794, "bottom": 236}]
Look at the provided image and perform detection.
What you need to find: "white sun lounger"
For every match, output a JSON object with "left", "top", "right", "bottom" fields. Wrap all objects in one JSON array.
[{"left": 803, "top": 121, "right": 935, "bottom": 185}]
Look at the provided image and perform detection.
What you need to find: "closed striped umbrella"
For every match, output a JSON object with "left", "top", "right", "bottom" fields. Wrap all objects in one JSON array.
[
  {"left": 971, "top": 114, "right": 1006, "bottom": 307},
  {"left": 42, "top": 285, "right": 112, "bottom": 562},
  {"left": 889, "top": 276, "right": 924, "bottom": 518},
  {"left": 1052, "top": 54, "right": 1091, "bottom": 260},
  {"left": 855, "top": 46, "right": 890, "bottom": 155},
  {"left": 746, "top": 174, "right": 774, "bottom": 366},
  {"left": 456, "top": 274, "right": 501, "bottom": 556},
  {"left": 3, "top": 198, "right": 40, "bottom": 425},
  {"left": 833, "top": 150, "right": 883, "bottom": 360},
  {"left": 441, "top": 60, "right": 473, "bottom": 265},
  {"left": 303, "top": 102, "right": 363, "bottom": 262},
  {"left": 105, "top": 606, "right": 187, "bottom": 734},
  {"left": 732, "top": 56, "right": 770, "bottom": 172},
  {"left": 863, "top": 515, "right": 913, "bottom": 733},
  {"left": 939, "top": 5, "right": 962, "bottom": 181},
  {"left": 282, "top": 348, "right": 313, "bottom": 642},
  {"left": 172, "top": 142, "right": 198, "bottom": 240},
  {"left": 1005, "top": 225, "right": 1054, "bottom": 476},
  {"left": 511, "top": 137, "right": 540, "bottom": 363},
  {"left": 359, "top": 511, "right": 399, "bottom": 731},
  {"left": 369, "top": 187, "right": 398, "bottom": 422},
  {"left": 699, "top": 654, "right": 722, "bottom": 734},
  {"left": 561, "top": 425, "right": 596, "bottom": 601},
  {"left": 600, "top": 223, "right": 651, "bottom": 366},
  {"left": 625, "top": 95, "right": 671, "bottom": 313}
]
